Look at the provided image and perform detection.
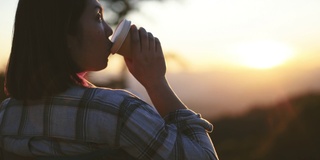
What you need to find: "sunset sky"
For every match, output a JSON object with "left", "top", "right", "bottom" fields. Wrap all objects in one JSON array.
[{"left": 1, "top": 0, "right": 320, "bottom": 119}]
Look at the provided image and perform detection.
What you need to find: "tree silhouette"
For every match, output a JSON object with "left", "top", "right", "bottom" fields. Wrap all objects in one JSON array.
[{"left": 101, "top": 0, "right": 172, "bottom": 25}]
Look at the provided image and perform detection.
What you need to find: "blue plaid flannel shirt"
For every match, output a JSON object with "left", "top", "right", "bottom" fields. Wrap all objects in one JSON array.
[{"left": 0, "top": 86, "right": 218, "bottom": 160}]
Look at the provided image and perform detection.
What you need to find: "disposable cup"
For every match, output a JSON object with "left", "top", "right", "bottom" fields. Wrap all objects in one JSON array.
[{"left": 110, "top": 19, "right": 132, "bottom": 58}]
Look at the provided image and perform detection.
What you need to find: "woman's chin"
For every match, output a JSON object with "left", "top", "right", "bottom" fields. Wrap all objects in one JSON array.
[{"left": 97, "top": 61, "right": 108, "bottom": 71}]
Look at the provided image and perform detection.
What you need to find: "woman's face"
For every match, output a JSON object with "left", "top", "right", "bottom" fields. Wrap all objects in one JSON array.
[{"left": 68, "top": 0, "right": 113, "bottom": 72}]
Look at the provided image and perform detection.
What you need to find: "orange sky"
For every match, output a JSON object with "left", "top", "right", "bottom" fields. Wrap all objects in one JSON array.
[{"left": 86, "top": 54, "right": 320, "bottom": 119}]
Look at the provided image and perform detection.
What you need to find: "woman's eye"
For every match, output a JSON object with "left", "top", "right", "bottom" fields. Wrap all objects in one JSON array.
[{"left": 97, "top": 12, "right": 103, "bottom": 22}]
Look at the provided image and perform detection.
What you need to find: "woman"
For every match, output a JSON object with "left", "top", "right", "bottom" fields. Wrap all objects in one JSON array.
[{"left": 0, "top": 0, "right": 219, "bottom": 159}]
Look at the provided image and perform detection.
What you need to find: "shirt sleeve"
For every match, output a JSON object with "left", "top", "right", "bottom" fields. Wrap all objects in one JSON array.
[{"left": 116, "top": 97, "right": 219, "bottom": 160}]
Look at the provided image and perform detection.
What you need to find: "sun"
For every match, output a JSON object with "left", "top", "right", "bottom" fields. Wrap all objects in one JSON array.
[{"left": 231, "top": 40, "right": 294, "bottom": 69}]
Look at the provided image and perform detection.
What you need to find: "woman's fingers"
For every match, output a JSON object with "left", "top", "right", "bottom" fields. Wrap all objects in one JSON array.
[
  {"left": 130, "top": 25, "right": 140, "bottom": 54},
  {"left": 129, "top": 26, "right": 163, "bottom": 60},
  {"left": 138, "top": 27, "right": 148, "bottom": 52},
  {"left": 155, "top": 37, "right": 162, "bottom": 54},
  {"left": 148, "top": 32, "right": 155, "bottom": 52}
]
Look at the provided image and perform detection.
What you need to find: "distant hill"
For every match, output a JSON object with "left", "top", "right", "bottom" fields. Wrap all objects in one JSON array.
[{"left": 210, "top": 92, "right": 320, "bottom": 160}]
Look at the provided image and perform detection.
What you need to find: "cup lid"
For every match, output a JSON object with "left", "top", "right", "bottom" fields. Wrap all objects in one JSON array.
[{"left": 110, "top": 19, "right": 131, "bottom": 54}]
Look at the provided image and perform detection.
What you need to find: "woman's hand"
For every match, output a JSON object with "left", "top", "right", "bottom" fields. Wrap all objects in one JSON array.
[
  {"left": 124, "top": 25, "right": 166, "bottom": 89},
  {"left": 124, "top": 25, "right": 187, "bottom": 117}
]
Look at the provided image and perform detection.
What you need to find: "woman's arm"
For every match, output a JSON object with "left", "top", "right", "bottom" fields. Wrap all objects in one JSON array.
[
  {"left": 123, "top": 25, "right": 219, "bottom": 159},
  {"left": 124, "top": 25, "right": 186, "bottom": 117},
  {"left": 116, "top": 99, "right": 218, "bottom": 160}
]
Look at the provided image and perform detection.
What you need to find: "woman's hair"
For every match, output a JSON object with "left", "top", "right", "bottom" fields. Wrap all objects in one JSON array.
[{"left": 5, "top": 0, "right": 87, "bottom": 100}]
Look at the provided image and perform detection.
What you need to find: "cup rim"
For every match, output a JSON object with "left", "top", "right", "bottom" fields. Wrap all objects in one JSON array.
[{"left": 110, "top": 19, "right": 131, "bottom": 54}]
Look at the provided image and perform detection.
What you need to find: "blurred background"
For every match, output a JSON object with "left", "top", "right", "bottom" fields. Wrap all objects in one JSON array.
[{"left": 1, "top": 0, "right": 320, "bottom": 159}]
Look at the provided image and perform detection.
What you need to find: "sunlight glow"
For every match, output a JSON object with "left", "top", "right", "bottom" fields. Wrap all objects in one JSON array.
[{"left": 231, "top": 40, "right": 294, "bottom": 69}]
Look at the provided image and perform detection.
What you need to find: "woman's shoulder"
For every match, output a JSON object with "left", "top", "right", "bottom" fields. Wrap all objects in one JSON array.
[
  {"left": 66, "top": 85, "right": 135, "bottom": 97},
  {"left": 69, "top": 86, "right": 144, "bottom": 106},
  {"left": 91, "top": 87, "right": 139, "bottom": 100}
]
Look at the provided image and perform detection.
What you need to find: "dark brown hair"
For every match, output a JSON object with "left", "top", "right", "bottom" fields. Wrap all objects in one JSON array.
[{"left": 5, "top": 0, "right": 87, "bottom": 100}]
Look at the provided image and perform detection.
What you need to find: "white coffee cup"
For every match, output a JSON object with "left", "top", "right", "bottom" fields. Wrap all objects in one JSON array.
[{"left": 110, "top": 19, "right": 132, "bottom": 58}]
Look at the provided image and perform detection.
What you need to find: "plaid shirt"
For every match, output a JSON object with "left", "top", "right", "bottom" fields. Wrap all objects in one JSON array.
[{"left": 0, "top": 86, "right": 218, "bottom": 160}]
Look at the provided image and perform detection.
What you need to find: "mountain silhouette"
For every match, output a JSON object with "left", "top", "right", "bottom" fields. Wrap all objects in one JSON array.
[{"left": 210, "top": 92, "right": 320, "bottom": 160}]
